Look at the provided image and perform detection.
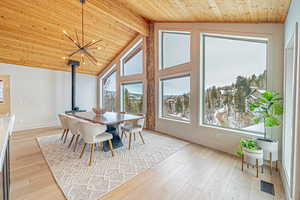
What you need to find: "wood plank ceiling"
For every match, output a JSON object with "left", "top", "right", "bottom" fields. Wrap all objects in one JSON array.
[
  {"left": 0, "top": 0, "right": 144, "bottom": 75},
  {"left": 0, "top": 0, "right": 291, "bottom": 75},
  {"left": 119, "top": 0, "right": 291, "bottom": 23}
]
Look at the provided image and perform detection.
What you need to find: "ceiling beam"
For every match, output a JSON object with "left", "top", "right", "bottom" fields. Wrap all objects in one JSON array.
[{"left": 87, "top": 0, "right": 149, "bottom": 36}]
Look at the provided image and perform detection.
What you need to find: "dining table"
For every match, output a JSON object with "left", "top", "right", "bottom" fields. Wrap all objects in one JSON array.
[{"left": 70, "top": 111, "right": 144, "bottom": 151}]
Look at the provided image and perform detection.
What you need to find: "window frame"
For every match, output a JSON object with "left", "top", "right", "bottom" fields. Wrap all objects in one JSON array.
[
  {"left": 101, "top": 68, "right": 117, "bottom": 111},
  {"left": 121, "top": 81, "right": 144, "bottom": 113},
  {"left": 159, "top": 74, "right": 191, "bottom": 123},
  {"left": 159, "top": 30, "right": 192, "bottom": 70},
  {"left": 200, "top": 32, "right": 269, "bottom": 136}
]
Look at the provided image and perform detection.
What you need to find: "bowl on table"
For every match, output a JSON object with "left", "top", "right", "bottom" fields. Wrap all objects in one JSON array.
[{"left": 92, "top": 108, "right": 109, "bottom": 115}]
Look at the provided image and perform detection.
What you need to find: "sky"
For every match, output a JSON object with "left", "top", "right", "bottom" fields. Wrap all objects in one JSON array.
[
  {"left": 0, "top": 81, "right": 3, "bottom": 101},
  {"left": 123, "top": 82, "right": 143, "bottom": 94},
  {"left": 104, "top": 34, "right": 267, "bottom": 96},
  {"left": 163, "top": 76, "right": 190, "bottom": 96},
  {"left": 123, "top": 50, "right": 143, "bottom": 76},
  {"left": 204, "top": 36, "right": 267, "bottom": 89},
  {"left": 103, "top": 71, "right": 116, "bottom": 92}
]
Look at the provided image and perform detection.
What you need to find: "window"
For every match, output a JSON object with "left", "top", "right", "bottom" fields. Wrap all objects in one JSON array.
[
  {"left": 122, "top": 82, "right": 143, "bottom": 113},
  {"left": 102, "top": 71, "right": 116, "bottom": 111},
  {"left": 161, "top": 31, "right": 191, "bottom": 69},
  {"left": 122, "top": 43, "right": 143, "bottom": 76},
  {"left": 202, "top": 34, "right": 268, "bottom": 134},
  {"left": 161, "top": 75, "right": 191, "bottom": 121},
  {"left": 0, "top": 80, "right": 3, "bottom": 103}
]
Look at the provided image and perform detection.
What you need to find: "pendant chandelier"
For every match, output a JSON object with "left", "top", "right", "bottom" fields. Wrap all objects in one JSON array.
[{"left": 62, "top": 0, "right": 102, "bottom": 66}]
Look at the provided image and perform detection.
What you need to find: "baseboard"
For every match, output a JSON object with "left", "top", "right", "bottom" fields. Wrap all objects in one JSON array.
[{"left": 279, "top": 161, "right": 292, "bottom": 200}]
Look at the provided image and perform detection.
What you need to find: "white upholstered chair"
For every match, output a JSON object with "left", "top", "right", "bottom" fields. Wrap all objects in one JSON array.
[
  {"left": 121, "top": 114, "right": 145, "bottom": 150},
  {"left": 65, "top": 116, "right": 84, "bottom": 152},
  {"left": 58, "top": 113, "right": 69, "bottom": 143},
  {"left": 78, "top": 121, "right": 114, "bottom": 166}
]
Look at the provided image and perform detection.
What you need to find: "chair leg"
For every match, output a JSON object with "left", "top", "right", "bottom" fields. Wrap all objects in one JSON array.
[
  {"left": 89, "top": 144, "right": 95, "bottom": 166},
  {"left": 60, "top": 129, "right": 66, "bottom": 140},
  {"left": 138, "top": 131, "right": 145, "bottom": 144},
  {"left": 73, "top": 135, "right": 80, "bottom": 152},
  {"left": 129, "top": 132, "right": 132, "bottom": 150},
  {"left": 121, "top": 131, "right": 124, "bottom": 140},
  {"left": 241, "top": 154, "right": 244, "bottom": 171},
  {"left": 64, "top": 130, "right": 69, "bottom": 144},
  {"left": 270, "top": 152, "right": 273, "bottom": 176},
  {"left": 108, "top": 140, "right": 115, "bottom": 157},
  {"left": 80, "top": 143, "right": 87, "bottom": 159},
  {"left": 256, "top": 159, "right": 259, "bottom": 178},
  {"left": 134, "top": 132, "right": 136, "bottom": 141},
  {"left": 68, "top": 135, "right": 75, "bottom": 148}
]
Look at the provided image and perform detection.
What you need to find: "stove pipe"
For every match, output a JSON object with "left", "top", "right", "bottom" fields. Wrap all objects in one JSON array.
[{"left": 67, "top": 60, "right": 80, "bottom": 111}]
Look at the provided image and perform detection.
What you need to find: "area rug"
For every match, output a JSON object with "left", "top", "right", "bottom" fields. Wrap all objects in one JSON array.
[{"left": 37, "top": 131, "right": 189, "bottom": 200}]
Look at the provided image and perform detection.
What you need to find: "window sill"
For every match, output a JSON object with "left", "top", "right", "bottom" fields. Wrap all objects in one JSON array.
[
  {"left": 199, "top": 123, "right": 264, "bottom": 138},
  {"left": 158, "top": 116, "right": 191, "bottom": 125}
]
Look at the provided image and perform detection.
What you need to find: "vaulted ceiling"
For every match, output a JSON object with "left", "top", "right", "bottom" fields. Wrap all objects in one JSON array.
[{"left": 0, "top": 0, "right": 291, "bottom": 76}]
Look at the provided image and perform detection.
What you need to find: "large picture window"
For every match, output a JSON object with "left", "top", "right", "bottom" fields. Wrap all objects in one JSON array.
[
  {"left": 122, "top": 43, "right": 143, "bottom": 76},
  {"left": 102, "top": 71, "right": 116, "bottom": 111},
  {"left": 122, "top": 82, "right": 144, "bottom": 113},
  {"left": 202, "top": 34, "right": 268, "bottom": 134},
  {"left": 160, "top": 31, "right": 191, "bottom": 69},
  {"left": 161, "top": 75, "right": 191, "bottom": 121}
]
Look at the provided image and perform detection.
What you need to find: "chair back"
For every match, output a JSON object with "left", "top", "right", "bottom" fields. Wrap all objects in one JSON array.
[
  {"left": 78, "top": 121, "right": 107, "bottom": 144},
  {"left": 135, "top": 113, "right": 145, "bottom": 130},
  {"left": 66, "top": 116, "right": 81, "bottom": 136},
  {"left": 58, "top": 113, "right": 68, "bottom": 129},
  {"left": 7, "top": 115, "right": 15, "bottom": 136}
]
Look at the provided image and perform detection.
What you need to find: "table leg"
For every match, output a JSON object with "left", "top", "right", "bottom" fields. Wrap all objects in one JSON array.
[{"left": 103, "top": 124, "right": 124, "bottom": 152}]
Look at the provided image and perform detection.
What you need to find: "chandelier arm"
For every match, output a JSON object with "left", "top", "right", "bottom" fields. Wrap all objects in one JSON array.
[
  {"left": 84, "top": 50, "right": 98, "bottom": 63},
  {"left": 68, "top": 48, "right": 81, "bottom": 57},
  {"left": 81, "top": 54, "right": 85, "bottom": 64},
  {"left": 85, "top": 39, "right": 103, "bottom": 48},
  {"left": 86, "top": 47, "right": 100, "bottom": 50},
  {"left": 82, "top": 1, "right": 84, "bottom": 45},
  {"left": 81, "top": 41, "right": 94, "bottom": 49},
  {"left": 63, "top": 32, "right": 81, "bottom": 48},
  {"left": 85, "top": 53, "right": 98, "bottom": 66},
  {"left": 75, "top": 29, "right": 80, "bottom": 46}
]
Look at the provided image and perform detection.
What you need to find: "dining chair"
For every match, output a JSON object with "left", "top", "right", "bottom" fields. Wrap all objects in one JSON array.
[
  {"left": 58, "top": 113, "right": 69, "bottom": 142},
  {"left": 65, "top": 116, "right": 84, "bottom": 152},
  {"left": 78, "top": 121, "right": 115, "bottom": 166},
  {"left": 121, "top": 113, "right": 145, "bottom": 150},
  {"left": 119, "top": 112, "right": 128, "bottom": 139}
]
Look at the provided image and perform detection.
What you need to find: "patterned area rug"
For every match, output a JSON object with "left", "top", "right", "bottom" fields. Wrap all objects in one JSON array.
[{"left": 37, "top": 131, "right": 188, "bottom": 200}]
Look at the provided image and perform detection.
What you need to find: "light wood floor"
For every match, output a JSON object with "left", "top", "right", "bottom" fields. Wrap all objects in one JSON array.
[{"left": 11, "top": 127, "right": 285, "bottom": 200}]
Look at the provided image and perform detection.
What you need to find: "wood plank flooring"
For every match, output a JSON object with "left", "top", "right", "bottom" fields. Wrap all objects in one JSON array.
[{"left": 10, "top": 127, "right": 285, "bottom": 200}]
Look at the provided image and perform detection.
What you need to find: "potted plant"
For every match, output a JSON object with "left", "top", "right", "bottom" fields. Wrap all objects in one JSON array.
[
  {"left": 236, "top": 138, "right": 263, "bottom": 176},
  {"left": 248, "top": 91, "right": 283, "bottom": 172}
]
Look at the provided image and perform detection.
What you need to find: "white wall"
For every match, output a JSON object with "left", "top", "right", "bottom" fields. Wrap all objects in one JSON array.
[
  {"left": 0, "top": 63, "right": 97, "bottom": 131},
  {"left": 284, "top": 0, "right": 300, "bottom": 199},
  {"left": 285, "top": 0, "right": 300, "bottom": 44},
  {"left": 154, "top": 23, "right": 284, "bottom": 155}
]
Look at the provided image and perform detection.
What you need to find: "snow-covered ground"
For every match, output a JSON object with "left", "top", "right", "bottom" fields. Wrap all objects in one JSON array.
[{"left": 242, "top": 123, "right": 264, "bottom": 133}]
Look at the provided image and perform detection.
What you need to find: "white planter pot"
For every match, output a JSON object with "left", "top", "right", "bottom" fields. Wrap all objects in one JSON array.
[
  {"left": 256, "top": 139, "right": 278, "bottom": 161},
  {"left": 243, "top": 147, "right": 263, "bottom": 166}
]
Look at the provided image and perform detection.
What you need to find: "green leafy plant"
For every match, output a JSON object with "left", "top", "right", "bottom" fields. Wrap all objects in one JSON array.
[
  {"left": 249, "top": 91, "right": 283, "bottom": 139},
  {"left": 236, "top": 138, "right": 261, "bottom": 156}
]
